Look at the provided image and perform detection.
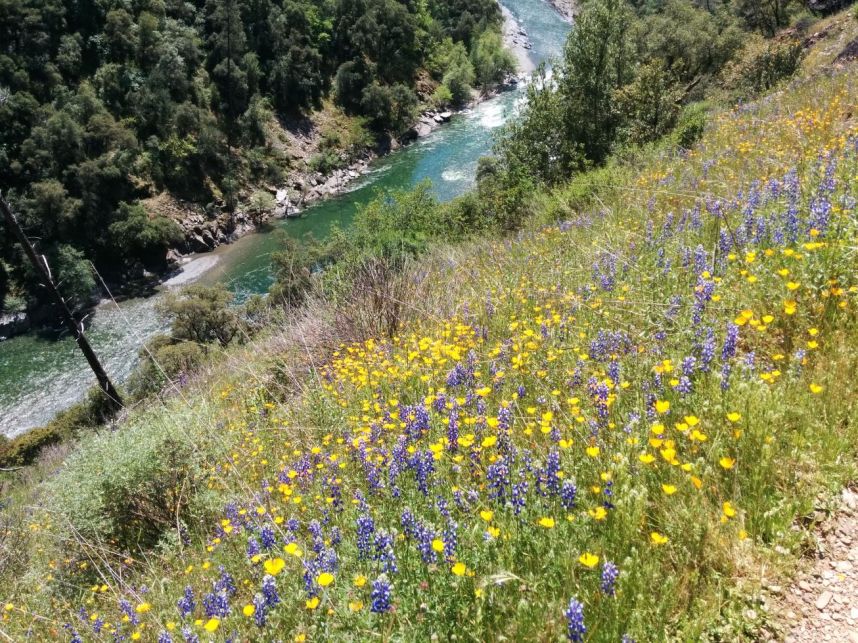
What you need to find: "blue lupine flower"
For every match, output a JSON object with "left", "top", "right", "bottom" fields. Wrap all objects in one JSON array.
[
  {"left": 601, "top": 561, "right": 619, "bottom": 596},
  {"left": 177, "top": 586, "right": 195, "bottom": 618},
  {"left": 565, "top": 597, "right": 586, "bottom": 641},
  {"left": 371, "top": 577, "right": 392, "bottom": 613}
]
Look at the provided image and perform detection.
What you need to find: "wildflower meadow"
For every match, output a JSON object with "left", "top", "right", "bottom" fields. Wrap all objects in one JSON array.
[{"left": 3, "top": 18, "right": 858, "bottom": 643}]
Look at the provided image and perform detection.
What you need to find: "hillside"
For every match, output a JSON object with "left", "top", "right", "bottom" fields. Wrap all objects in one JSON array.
[{"left": 2, "top": 5, "right": 858, "bottom": 643}]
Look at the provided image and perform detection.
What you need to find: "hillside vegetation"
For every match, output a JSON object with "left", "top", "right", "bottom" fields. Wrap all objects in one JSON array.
[
  {"left": 2, "top": 4, "right": 858, "bottom": 643},
  {"left": 0, "top": 0, "right": 511, "bottom": 314}
]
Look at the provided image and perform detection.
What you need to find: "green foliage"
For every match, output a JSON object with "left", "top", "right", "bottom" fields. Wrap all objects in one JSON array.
[
  {"left": 43, "top": 408, "right": 223, "bottom": 559},
  {"left": 0, "top": 388, "right": 117, "bottom": 468},
  {"left": 720, "top": 35, "right": 804, "bottom": 100},
  {"left": 470, "top": 29, "right": 516, "bottom": 88},
  {"left": 157, "top": 284, "right": 240, "bottom": 348},
  {"left": 672, "top": 101, "right": 709, "bottom": 149},
  {"left": 269, "top": 233, "right": 325, "bottom": 307},
  {"left": 127, "top": 335, "right": 207, "bottom": 400},
  {"left": 614, "top": 60, "right": 683, "bottom": 146},
  {"left": 496, "top": 0, "right": 805, "bottom": 188},
  {"left": 109, "top": 202, "right": 183, "bottom": 269}
]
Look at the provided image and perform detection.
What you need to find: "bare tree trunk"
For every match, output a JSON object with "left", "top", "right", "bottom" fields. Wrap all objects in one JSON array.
[{"left": 0, "top": 193, "right": 123, "bottom": 411}]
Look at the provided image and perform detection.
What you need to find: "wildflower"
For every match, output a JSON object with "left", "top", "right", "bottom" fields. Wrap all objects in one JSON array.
[
  {"left": 370, "top": 577, "right": 392, "bottom": 613},
  {"left": 305, "top": 597, "right": 320, "bottom": 610},
  {"left": 719, "top": 457, "right": 736, "bottom": 470},
  {"left": 317, "top": 572, "right": 334, "bottom": 588},
  {"left": 203, "top": 618, "right": 219, "bottom": 633},
  {"left": 135, "top": 603, "right": 151, "bottom": 614},
  {"left": 451, "top": 562, "right": 467, "bottom": 576},
  {"left": 578, "top": 552, "right": 599, "bottom": 568},
  {"left": 560, "top": 480, "right": 577, "bottom": 511},
  {"left": 726, "top": 412, "right": 741, "bottom": 423},
  {"left": 349, "top": 600, "right": 363, "bottom": 612},
  {"left": 564, "top": 598, "right": 586, "bottom": 641},
  {"left": 589, "top": 506, "right": 607, "bottom": 521},
  {"left": 600, "top": 561, "right": 619, "bottom": 596},
  {"left": 650, "top": 532, "right": 669, "bottom": 545},
  {"left": 243, "top": 604, "right": 255, "bottom": 617},
  {"left": 723, "top": 501, "right": 736, "bottom": 518},
  {"left": 264, "top": 558, "right": 285, "bottom": 576},
  {"left": 809, "top": 383, "right": 824, "bottom": 394},
  {"left": 662, "top": 484, "right": 677, "bottom": 495},
  {"left": 176, "top": 587, "right": 195, "bottom": 618},
  {"left": 538, "top": 517, "right": 555, "bottom": 529},
  {"left": 654, "top": 400, "right": 670, "bottom": 414},
  {"left": 479, "top": 510, "right": 494, "bottom": 522}
]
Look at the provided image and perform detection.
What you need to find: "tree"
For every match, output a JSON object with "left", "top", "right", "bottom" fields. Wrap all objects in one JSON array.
[
  {"left": 157, "top": 284, "right": 240, "bottom": 348},
  {"left": 470, "top": 29, "right": 515, "bottom": 88},
  {"left": 558, "top": 0, "right": 635, "bottom": 164},
  {"left": 614, "top": 60, "right": 683, "bottom": 146},
  {"left": 109, "top": 202, "right": 183, "bottom": 269}
]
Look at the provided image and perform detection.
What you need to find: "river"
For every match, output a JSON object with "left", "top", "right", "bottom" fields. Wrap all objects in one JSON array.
[{"left": 0, "top": 0, "right": 570, "bottom": 438}]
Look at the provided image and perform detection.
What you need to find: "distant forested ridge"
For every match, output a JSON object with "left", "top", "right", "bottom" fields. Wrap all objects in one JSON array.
[{"left": 0, "top": 0, "right": 509, "bottom": 314}]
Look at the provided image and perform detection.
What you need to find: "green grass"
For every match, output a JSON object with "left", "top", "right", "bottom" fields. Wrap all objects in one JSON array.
[{"left": 2, "top": 16, "right": 858, "bottom": 643}]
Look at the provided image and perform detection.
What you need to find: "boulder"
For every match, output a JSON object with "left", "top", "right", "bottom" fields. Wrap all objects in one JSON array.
[{"left": 0, "top": 312, "right": 30, "bottom": 341}]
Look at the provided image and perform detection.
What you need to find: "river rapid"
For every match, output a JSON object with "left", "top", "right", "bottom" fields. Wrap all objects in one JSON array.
[{"left": 0, "top": 0, "right": 571, "bottom": 438}]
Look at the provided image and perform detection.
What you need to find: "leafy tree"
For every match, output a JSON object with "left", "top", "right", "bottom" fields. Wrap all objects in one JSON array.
[
  {"left": 558, "top": 0, "right": 635, "bottom": 164},
  {"left": 157, "top": 284, "right": 240, "bottom": 348},
  {"left": 614, "top": 60, "right": 683, "bottom": 145},
  {"left": 109, "top": 203, "right": 183, "bottom": 269},
  {"left": 470, "top": 29, "right": 515, "bottom": 87}
]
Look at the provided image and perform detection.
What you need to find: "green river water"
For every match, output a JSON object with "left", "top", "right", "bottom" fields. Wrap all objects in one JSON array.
[{"left": 0, "top": 0, "right": 570, "bottom": 437}]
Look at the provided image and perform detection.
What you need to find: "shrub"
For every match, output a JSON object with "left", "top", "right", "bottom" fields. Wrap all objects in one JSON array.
[
  {"left": 672, "top": 101, "right": 709, "bottom": 149},
  {"left": 43, "top": 409, "right": 223, "bottom": 560},
  {"left": 720, "top": 35, "right": 804, "bottom": 100},
  {"left": 126, "top": 335, "right": 207, "bottom": 399}
]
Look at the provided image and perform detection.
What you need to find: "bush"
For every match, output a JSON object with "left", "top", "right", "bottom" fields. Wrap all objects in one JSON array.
[
  {"left": 157, "top": 284, "right": 241, "bottom": 348},
  {"left": 126, "top": 335, "right": 207, "bottom": 399},
  {"left": 44, "top": 409, "right": 223, "bottom": 560},
  {"left": 720, "top": 36, "right": 804, "bottom": 100},
  {"left": 672, "top": 101, "right": 709, "bottom": 149}
]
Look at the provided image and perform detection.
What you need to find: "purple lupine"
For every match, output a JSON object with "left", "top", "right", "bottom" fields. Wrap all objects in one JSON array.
[
  {"left": 356, "top": 511, "right": 376, "bottom": 560},
  {"left": 565, "top": 598, "right": 586, "bottom": 641},
  {"left": 370, "top": 577, "right": 392, "bottom": 613},
  {"left": 177, "top": 586, "right": 195, "bottom": 618},
  {"left": 560, "top": 479, "right": 577, "bottom": 511},
  {"left": 601, "top": 561, "right": 619, "bottom": 596}
]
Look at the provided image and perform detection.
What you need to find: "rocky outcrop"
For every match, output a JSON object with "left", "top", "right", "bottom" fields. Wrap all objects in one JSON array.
[{"left": 0, "top": 312, "right": 30, "bottom": 341}]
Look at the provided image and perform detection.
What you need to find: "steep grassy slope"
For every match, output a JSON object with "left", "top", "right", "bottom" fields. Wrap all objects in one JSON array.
[{"left": 3, "top": 18, "right": 858, "bottom": 643}]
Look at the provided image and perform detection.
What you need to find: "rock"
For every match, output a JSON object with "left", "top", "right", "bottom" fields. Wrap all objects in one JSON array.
[
  {"left": 836, "top": 561, "right": 853, "bottom": 572},
  {"left": 0, "top": 311, "right": 31, "bottom": 341},
  {"left": 275, "top": 188, "right": 289, "bottom": 203},
  {"left": 799, "top": 581, "right": 813, "bottom": 592},
  {"left": 188, "top": 233, "right": 209, "bottom": 253},
  {"left": 439, "top": 111, "right": 452, "bottom": 122},
  {"left": 433, "top": 114, "right": 444, "bottom": 123},
  {"left": 816, "top": 591, "right": 834, "bottom": 610}
]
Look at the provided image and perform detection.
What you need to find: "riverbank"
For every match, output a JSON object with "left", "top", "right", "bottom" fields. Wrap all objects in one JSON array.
[
  {"left": 0, "top": 0, "right": 571, "bottom": 438},
  {"left": 157, "top": 5, "right": 536, "bottom": 288}
]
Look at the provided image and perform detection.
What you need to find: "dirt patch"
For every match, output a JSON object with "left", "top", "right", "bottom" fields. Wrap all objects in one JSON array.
[{"left": 777, "top": 487, "right": 858, "bottom": 643}]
